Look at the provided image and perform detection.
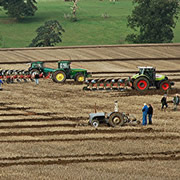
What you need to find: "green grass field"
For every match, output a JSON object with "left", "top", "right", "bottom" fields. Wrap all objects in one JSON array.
[{"left": 0, "top": 0, "right": 180, "bottom": 48}]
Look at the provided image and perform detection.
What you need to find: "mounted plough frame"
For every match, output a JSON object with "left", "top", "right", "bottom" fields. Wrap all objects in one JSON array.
[
  {"left": 83, "top": 77, "right": 132, "bottom": 91},
  {"left": 83, "top": 67, "right": 174, "bottom": 92},
  {"left": 0, "top": 69, "right": 46, "bottom": 83}
]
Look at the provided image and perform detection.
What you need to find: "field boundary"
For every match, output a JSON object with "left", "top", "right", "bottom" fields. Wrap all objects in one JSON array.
[
  {"left": 0, "top": 57, "right": 180, "bottom": 65},
  {"left": 0, "top": 43, "right": 180, "bottom": 51}
]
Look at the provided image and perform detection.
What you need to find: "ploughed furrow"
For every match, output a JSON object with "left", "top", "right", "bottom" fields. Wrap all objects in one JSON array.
[
  {"left": 1, "top": 57, "right": 180, "bottom": 64},
  {"left": 0, "top": 107, "right": 32, "bottom": 111},
  {"left": 0, "top": 102, "right": 15, "bottom": 106},
  {"left": 0, "top": 135, "right": 179, "bottom": 143},
  {"left": 0, "top": 112, "right": 59, "bottom": 117},
  {"left": 0, "top": 128, "right": 169, "bottom": 137},
  {"left": 0, "top": 123, "right": 77, "bottom": 129},
  {"left": 0, "top": 116, "right": 86, "bottom": 123},
  {"left": 0, "top": 150, "right": 179, "bottom": 167},
  {"left": 109, "top": 88, "right": 180, "bottom": 97},
  {"left": 1, "top": 150, "right": 180, "bottom": 160}
]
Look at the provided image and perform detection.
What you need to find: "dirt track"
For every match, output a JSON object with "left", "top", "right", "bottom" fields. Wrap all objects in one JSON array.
[{"left": 0, "top": 77, "right": 180, "bottom": 179}]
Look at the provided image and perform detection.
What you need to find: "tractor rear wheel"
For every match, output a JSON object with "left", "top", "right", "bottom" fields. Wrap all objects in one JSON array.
[
  {"left": 108, "top": 112, "right": 124, "bottom": 127},
  {"left": 52, "top": 71, "right": 66, "bottom": 83},
  {"left": 159, "top": 80, "right": 171, "bottom": 91},
  {"left": 75, "top": 73, "right": 85, "bottom": 82},
  {"left": 133, "top": 77, "right": 149, "bottom": 91}
]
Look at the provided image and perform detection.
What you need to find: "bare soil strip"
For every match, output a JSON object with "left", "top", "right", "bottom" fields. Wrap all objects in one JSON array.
[
  {"left": 1, "top": 57, "right": 180, "bottom": 64},
  {"left": 0, "top": 112, "right": 58, "bottom": 117},
  {"left": 0, "top": 107, "right": 32, "bottom": 111},
  {"left": 0, "top": 116, "right": 86, "bottom": 123},
  {"left": 0, "top": 123, "right": 77, "bottom": 129},
  {"left": 1, "top": 150, "right": 180, "bottom": 160},
  {"left": 0, "top": 128, "right": 167, "bottom": 137},
  {"left": 0, "top": 151, "right": 179, "bottom": 167},
  {"left": 108, "top": 88, "right": 180, "bottom": 97},
  {"left": 1, "top": 43, "right": 180, "bottom": 52},
  {"left": 0, "top": 135, "right": 179, "bottom": 143}
]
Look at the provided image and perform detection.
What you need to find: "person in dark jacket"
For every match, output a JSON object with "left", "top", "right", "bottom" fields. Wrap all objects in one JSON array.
[
  {"left": 147, "top": 104, "right": 153, "bottom": 124},
  {"left": 34, "top": 73, "right": 40, "bottom": 85},
  {"left": 161, "top": 94, "right": 168, "bottom": 110},
  {"left": 142, "top": 103, "right": 149, "bottom": 125}
]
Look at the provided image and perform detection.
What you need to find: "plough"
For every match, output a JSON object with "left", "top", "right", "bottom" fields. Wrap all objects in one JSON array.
[
  {"left": 0, "top": 66, "right": 174, "bottom": 92},
  {"left": 83, "top": 67, "right": 174, "bottom": 92},
  {"left": 83, "top": 77, "right": 132, "bottom": 91},
  {"left": 0, "top": 69, "right": 46, "bottom": 83}
]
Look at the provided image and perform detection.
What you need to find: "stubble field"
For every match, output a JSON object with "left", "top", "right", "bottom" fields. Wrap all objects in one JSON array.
[
  {"left": 0, "top": 44, "right": 180, "bottom": 179},
  {"left": 0, "top": 68, "right": 180, "bottom": 179}
]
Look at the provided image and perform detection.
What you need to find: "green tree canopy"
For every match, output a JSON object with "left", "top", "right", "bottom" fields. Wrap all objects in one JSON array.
[
  {"left": 126, "top": 0, "right": 180, "bottom": 43},
  {"left": 29, "top": 20, "right": 65, "bottom": 47},
  {"left": 0, "top": 0, "right": 37, "bottom": 19}
]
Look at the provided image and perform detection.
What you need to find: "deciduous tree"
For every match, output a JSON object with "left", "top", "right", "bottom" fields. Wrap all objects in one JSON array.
[
  {"left": 29, "top": 20, "right": 65, "bottom": 47},
  {"left": 126, "top": 0, "right": 180, "bottom": 43},
  {"left": 0, "top": 0, "right": 37, "bottom": 19}
]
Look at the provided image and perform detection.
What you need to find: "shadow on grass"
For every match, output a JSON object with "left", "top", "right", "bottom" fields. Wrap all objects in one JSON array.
[
  {"left": 0, "top": 15, "right": 47, "bottom": 24},
  {"left": 17, "top": 16, "right": 48, "bottom": 24}
]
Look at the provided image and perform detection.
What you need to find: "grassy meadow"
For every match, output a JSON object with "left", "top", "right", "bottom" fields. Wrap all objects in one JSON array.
[{"left": 0, "top": 0, "right": 180, "bottom": 48}]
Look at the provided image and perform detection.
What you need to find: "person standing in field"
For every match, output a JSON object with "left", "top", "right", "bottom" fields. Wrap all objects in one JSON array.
[
  {"left": 161, "top": 94, "right": 168, "bottom": 110},
  {"left": 147, "top": 104, "right": 153, "bottom": 125},
  {"left": 172, "top": 94, "right": 180, "bottom": 111},
  {"left": 0, "top": 79, "right": 3, "bottom": 90},
  {"left": 142, "top": 103, "right": 148, "bottom": 125},
  {"left": 34, "top": 73, "right": 40, "bottom": 85}
]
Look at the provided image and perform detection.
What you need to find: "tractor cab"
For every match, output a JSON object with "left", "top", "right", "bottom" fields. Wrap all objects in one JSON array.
[
  {"left": 58, "top": 61, "right": 71, "bottom": 77},
  {"left": 138, "top": 67, "right": 156, "bottom": 80},
  {"left": 137, "top": 66, "right": 156, "bottom": 85},
  {"left": 58, "top": 61, "right": 70, "bottom": 69}
]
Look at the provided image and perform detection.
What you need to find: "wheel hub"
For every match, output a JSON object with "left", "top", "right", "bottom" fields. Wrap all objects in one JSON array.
[
  {"left": 78, "top": 76, "right": 84, "bottom": 82},
  {"left": 162, "top": 83, "right": 169, "bottom": 90},
  {"left": 139, "top": 82, "right": 145, "bottom": 87},
  {"left": 56, "top": 74, "right": 64, "bottom": 81},
  {"left": 92, "top": 121, "right": 99, "bottom": 128},
  {"left": 113, "top": 117, "right": 120, "bottom": 124}
]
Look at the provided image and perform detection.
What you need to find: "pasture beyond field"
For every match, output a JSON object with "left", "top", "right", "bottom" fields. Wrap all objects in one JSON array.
[{"left": 0, "top": 0, "right": 180, "bottom": 48}]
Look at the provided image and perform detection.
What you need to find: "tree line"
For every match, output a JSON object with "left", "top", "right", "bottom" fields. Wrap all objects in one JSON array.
[
  {"left": 0, "top": 0, "right": 179, "bottom": 47},
  {"left": 0, "top": 0, "right": 37, "bottom": 20}
]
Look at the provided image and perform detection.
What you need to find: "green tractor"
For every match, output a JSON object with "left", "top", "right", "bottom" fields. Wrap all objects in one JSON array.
[
  {"left": 28, "top": 61, "right": 90, "bottom": 83},
  {"left": 131, "top": 67, "right": 174, "bottom": 91}
]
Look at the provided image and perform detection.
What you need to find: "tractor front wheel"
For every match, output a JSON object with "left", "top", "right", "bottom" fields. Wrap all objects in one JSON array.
[
  {"left": 108, "top": 112, "right": 124, "bottom": 127},
  {"left": 133, "top": 77, "right": 149, "bottom": 91},
  {"left": 159, "top": 80, "right": 171, "bottom": 91},
  {"left": 75, "top": 73, "right": 85, "bottom": 82},
  {"left": 91, "top": 119, "right": 99, "bottom": 128},
  {"left": 52, "top": 71, "right": 66, "bottom": 83}
]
